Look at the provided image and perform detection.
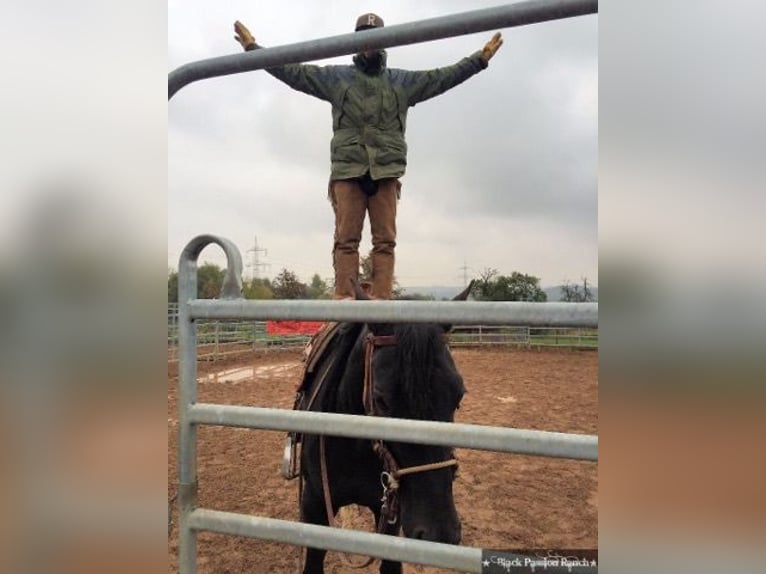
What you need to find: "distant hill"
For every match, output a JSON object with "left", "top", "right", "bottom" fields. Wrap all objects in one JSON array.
[
  {"left": 401, "top": 285, "right": 598, "bottom": 301},
  {"left": 399, "top": 286, "right": 468, "bottom": 300},
  {"left": 543, "top": 285, "right": 599, "bottom": 302}
]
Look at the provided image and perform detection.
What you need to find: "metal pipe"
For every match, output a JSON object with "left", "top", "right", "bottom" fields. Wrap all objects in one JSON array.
[
  {"left": 177, "top": 244, "right": 198, "bottom": 574},
  {"left": 169, "top": 0, "right": 598, "bottom": 99},
  {"left": 179, "top": 234, "right": 243, "bottom": 301},
  {"left": 189, "top": 404, "right": 598, "bottom": 461},
  {"left": 177, "top": 235, "right": 244, "bottom": 574},
  {"left": 190, "top": 510, "right": 480, "bottom": 572},
  {"left": 188, "top": 299, "right": 598, "bottom": 328},
  {"left": 188, "top": 510, "right": 597, "bottom": 573}
]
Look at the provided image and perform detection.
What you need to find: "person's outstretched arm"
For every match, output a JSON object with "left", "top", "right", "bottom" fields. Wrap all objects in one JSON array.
[
  {"left": 234, "top": 20, "right": 337, "bottom": 102},
  {"left": 394, "top": 32, "right": 504, "bottom": 106}
]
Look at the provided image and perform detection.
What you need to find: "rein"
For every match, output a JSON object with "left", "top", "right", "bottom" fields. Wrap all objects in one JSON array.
[
  {"left": 312, "top": 328, "right": 458, "bottom": 569},
  {"left": 361, "top": 332, "right": 459, "bottom": 528}
]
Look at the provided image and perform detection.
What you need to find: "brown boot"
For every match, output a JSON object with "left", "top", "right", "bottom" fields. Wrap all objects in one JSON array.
[
  {"left": 332, "top": 250, "right": 359, "bottom": 299},
  {"left": 371, "top": 251, "right": 394, "bottom": 300},
  {"left": 368, "top": 178, "right": 398, "bottom": 300}
]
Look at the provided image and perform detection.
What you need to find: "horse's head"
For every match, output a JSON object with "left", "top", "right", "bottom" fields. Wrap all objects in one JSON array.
[{"left": 356, "top": 282, "right": 473, "bottom": 543}]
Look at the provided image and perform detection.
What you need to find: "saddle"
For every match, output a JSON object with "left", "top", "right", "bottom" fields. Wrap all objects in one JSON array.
[
  {"left": 282, "top": 321, "right": 349, "bottom": 479},
  {"left": 299, "top": 321, "right": 343, "bottom": 391}
]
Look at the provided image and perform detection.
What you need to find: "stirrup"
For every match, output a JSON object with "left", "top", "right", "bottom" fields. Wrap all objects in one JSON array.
[{"left": 281, "top": 433, "right": 300, "bottom": 480}]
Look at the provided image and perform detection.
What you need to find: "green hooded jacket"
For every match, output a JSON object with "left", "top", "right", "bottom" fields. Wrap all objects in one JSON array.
[{"left": 263, "top": 50, "right": 487, "bottom": 181}]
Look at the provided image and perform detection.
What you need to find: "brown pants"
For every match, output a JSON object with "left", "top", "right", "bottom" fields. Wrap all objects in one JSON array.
[{"left": 329, "top": 178, "right": 399, "bottom": 299}]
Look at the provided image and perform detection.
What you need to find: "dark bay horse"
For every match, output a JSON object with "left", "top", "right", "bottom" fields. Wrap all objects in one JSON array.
[{"left": 297, "top": 284, "right": 472, "bottom": 574}]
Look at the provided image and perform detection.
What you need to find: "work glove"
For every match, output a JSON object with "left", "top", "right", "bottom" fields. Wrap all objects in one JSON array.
[
  {"left": 234, "top": 20, "right": 257, "bottom": 51},
  {"left": 481, "top": 32, "right": 503, "bottom": 64}
]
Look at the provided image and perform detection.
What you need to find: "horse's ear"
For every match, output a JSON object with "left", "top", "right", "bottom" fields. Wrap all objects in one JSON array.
[
  {"left": 442, "top": 280, "right": 475, "bottom": 332},
  {"left": 452, "top": 280, "right": 475, "bottom": 301}
]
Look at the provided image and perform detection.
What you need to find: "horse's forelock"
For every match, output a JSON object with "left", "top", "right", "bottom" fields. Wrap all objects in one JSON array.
[{"left": 393, "top": 324, "right": 451, "bottom": 419}]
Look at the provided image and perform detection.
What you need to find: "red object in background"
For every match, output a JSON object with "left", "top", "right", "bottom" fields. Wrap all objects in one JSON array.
[{"left": 266, "top": 321, "right": 324, "bottom": 336}]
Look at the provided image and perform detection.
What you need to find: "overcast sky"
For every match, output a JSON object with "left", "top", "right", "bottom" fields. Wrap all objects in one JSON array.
[{"left": 168, "top": 0, "right": 597, "bottom": 288}]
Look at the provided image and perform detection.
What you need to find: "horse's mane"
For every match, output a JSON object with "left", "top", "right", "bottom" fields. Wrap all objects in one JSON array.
[
  {"left": 309, "top": 322, "right": 453, "bottom": 419},
  {"left": 392, "top": 323, "right": 446, "bottom": 419}
]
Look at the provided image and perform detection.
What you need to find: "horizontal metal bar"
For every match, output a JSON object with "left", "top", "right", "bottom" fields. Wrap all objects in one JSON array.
[
  {"left": 169, "top": 0, "right": 598, "bottom": 98},
  {"left": 187, "top": 510, "right": 597, "bottom": 573},
  {"left": 189, "top": 404, "right": 597, "bottom": 461},
  {"left": 188, "top": 509, "right": 480, "bottom": 571},
  {"left": 187, "top": 299, "right": 598, "bottom": 327}
]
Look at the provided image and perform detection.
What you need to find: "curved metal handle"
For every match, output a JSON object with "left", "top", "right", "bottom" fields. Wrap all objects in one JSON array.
[{"left": 178, "top": 234, "right": 243, "bottom": 303}]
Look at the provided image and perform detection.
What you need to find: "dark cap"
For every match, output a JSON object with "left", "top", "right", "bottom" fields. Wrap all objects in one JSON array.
[{"left": 355, "top": 13, "right": 384, "bottom": 31}]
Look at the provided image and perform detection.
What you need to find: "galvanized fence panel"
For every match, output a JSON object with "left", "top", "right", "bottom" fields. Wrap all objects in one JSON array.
[
  {"left": 174, "top": 235, "right": 598, "bottom": 573},
  {"left": 170, "top": 1, "right": 599, "bottom": 571},
  {"left": 166, "top": 316, "right": 598, "bottom": 361},
  {"left": 167, "top": 318, "right": 314, "bottom": 362},
  {"left": 168, "top": 0, "right": 598, "bottom": 100}
]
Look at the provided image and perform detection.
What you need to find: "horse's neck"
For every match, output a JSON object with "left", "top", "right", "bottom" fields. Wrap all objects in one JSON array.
[
  {"left": 309, "top": 323, "right": 365, "bottom": 415},
  {"left": 332, "top": 331, "right": 367, "bottom": 415}
]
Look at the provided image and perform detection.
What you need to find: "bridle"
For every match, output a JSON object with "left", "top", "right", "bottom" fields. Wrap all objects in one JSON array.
[
  {"left": 361, "top": 331, "right": 459, "bottom": 527},
  {"left": 313, "top": 328, "right": 459, "bottom": 569},
  {"left": 319, "top": 330, "right": 458, "bottom": 534}
]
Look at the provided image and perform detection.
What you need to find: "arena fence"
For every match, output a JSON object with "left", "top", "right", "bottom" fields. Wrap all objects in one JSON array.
[
  {"left": 174, "top": 234, "right": 598, "bottom": 573},
  {"left": 170, "top": 1, "right": 598, "bottom": 571},
  {"left": 166, "top": 319, "right": 598, "bottom": 362}
]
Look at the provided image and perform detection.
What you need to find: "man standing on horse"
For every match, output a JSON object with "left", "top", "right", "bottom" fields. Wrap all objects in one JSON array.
[{"left": 233, "top": 13, "right": 503, "bottom": 299}]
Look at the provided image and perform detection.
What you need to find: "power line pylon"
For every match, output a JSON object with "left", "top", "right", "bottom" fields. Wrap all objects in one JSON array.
[{"left": 247, "top": 235, "right": 270, "bottom": 280}]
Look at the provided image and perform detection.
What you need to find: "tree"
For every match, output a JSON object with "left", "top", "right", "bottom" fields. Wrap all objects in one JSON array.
[
  {"left": 473, "top": 268, "right": 547, "bottom": 302},
  {"left": 197, "top": 263, "right": 227, "bottom": 299},
  {"left": 359, "top": 251, "right": 403, "bottom": 298},
  {"left": 359, "top": 253, "right": 374, "bottom": 284},
  {"left": 168, "top": 268, "right": 178, "bottom": 303},
  {"left": 560, "top": 277, "right": 595, "bottom": 302},
  {"left": 167, "top": 263, "right": 226, "bottom": 301},
  {"left": 307, "top": 274, "right": 331, "bottom": 299},
  {"left": 271, "top": 268, "right": 308, "bottom": 299},
  {"left": 476, "top": 267, "right": 499, "bottom": 295},
  {"left": 243, "top": 277, "right": 273, "bottom": 300}
]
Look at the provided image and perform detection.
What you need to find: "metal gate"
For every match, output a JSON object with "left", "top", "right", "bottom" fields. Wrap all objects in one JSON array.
[
  {"left": 175, "top": 235, "right": 597, "bottom": 573},
  {"left": 170, "top": 2, "right": 598, "bottom": 572}
]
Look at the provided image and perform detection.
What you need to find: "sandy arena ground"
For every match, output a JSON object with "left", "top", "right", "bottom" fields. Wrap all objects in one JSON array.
[{"left": 168, "top": 346, "right": 598, "bottom": 573}]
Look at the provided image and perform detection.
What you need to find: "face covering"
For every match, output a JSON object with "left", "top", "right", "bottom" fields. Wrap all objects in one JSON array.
[{"left": 354, "top": 50, "right": 385, "bottom": 74}]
